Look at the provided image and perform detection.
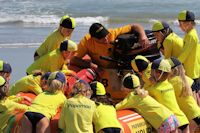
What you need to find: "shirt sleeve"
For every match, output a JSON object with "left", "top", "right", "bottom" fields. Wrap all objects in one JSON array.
[
  {"left": 111, "top": 25, "right": 132, "bottom": 38},
  {"left": 115, "top": 93, "right": 134, "bottom": 110},
  {"left": 75, "top": 35, "right": 90, "bottom": 58}
]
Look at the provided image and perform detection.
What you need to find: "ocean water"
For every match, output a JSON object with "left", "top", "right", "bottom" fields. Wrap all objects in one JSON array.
[{"left": 0, "top": 0, "right": 200, "bottom": 83}]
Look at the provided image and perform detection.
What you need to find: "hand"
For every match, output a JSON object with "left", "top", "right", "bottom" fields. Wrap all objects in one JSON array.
[{"left": 139, "top": 35, "right": 149, "bottom": 48}]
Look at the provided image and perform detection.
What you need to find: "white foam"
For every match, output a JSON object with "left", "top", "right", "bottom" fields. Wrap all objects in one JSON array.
[
  {"left": 149, "top": 18, "right": 200, "bottom": 25},
  {"left": 0, "top": 14, "right": 109, "bottom": 25},
  {"left": 0, "top": 43, "right": 40, "bottom": 48}
]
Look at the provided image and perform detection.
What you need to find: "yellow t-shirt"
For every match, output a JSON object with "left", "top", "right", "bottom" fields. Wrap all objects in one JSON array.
[
  {"left": 169, "top": 76, "right": 200, "bottom": 121},
  {"left": 93, "top": 103, "right": 121, "bottom": 133},
  {"left": 178, "top": 28, "right": 200, "bottom": 79},
  {"left": 115, "top": 92, "right": 174, "bottom": 129},
  {"left": 0, "top": 96, "right": 28, "bottom": 131},
  {"left": 58, "top": 95, "right": 96, "bottom": 133},
  {"left": 163, "top": 32, "right": 183, "bottom": 59},
  {"left": 36, "top": 29, "right": 70, "bottom": 59},
  {"left": 75, "top": 25, "right": 132, "bottom": 68},
  {"left": 27, "top": 91, "right": 66, "bottom": 119},
  {"left": 9, "top": 75, "right": 42, "bottom": 95},
  {"left": 26, "top": 49, "right": 67, "bottom": 74},
  {"left": 146, "top": 80, "right": 189, "bottom": 126}
]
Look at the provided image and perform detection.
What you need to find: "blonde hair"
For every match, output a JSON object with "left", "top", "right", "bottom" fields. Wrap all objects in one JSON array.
[
  {"left": 70, "top": 80, "right": 91, "bottom": 97},
  {"left": 47, "top": 79, "right": 64, "bottom": 93},
  {"left": 134, "top": 87, "right": 148, "bottom": 98},
  {"left": 172, "top": 65, "right": 192, "bottom": 97}
]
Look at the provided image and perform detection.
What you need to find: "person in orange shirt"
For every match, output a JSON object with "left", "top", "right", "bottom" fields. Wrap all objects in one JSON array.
[{"left": 70, "top": 23, "right": 149, "bottom": 70}]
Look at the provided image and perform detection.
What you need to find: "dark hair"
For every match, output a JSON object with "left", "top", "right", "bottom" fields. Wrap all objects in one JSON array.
[{"left": 91, "top": 95, "right": 114, "bottom": 106}]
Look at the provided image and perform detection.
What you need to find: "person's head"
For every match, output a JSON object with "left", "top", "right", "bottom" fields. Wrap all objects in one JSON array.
[
  {"left": 89, "top": 23, "right": 110, "bottom": 44},
  {"left": 40, "top": 72, "right": 51, "bottom": 91},
  {"left": 0, "top": 76, "right": 9, "bottom": 100},
  {"left": 131, "top": 55, "right": 149, "bottom": 75},
  {"left": 71, "top": 79, "right": 92, "bottom": 98},
  {"left": 47, "top": 71, "right": 66, "bottom": 93},
  {"left": 90, "top": 81, "right": 113, "bottom": 105},
  {"left": 0, "top": 60, "right": 12, "bottom": 82},
  {"left": 152, "top": 21, "right": 172, "bottom": 48},
  {"left": 178, "top": 10, "right": 195, "bottom": 32},
  {"left": 151, "top": 58, "right": 171, "bottom": 82},
  {"left": 60, "top": 40, "right": 77, "bottom": 59},
  {"left": 123, "top": 73, "right": 148, "bottom": 97},
  {"left": 59, "top": 15, "right": 76, "bottom": 37},
  {"left": 167, "top": 57, "right": 183, "bottom": 76}
]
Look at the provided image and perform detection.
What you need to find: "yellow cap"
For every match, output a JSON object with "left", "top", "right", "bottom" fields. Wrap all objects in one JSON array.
[
  {"left": 152, "top": 21, "right": 169, "bottom": 32},
  {"left": 123, "top": 73, "right": 140, "bottom": 89},
  {"left": 178, "top": 10, "right": 195, "bottom": 21},
  {"left": 0, "top": 76, "right": 6, "bottom": 87},
  {"left": 152, "top": 59, "right": 171, "bottom": 72},
  {"left": 90, "top": 81, "right": 106, "bottom": 96},
  {"left": 68, "top": 40, "right": 77, "bottom": 51},
  {"left": 60, "top": 15, "right": 76, "bottom": 29},
  {"left": 131, "top": 55, "right": 149, "bottom": 72}
]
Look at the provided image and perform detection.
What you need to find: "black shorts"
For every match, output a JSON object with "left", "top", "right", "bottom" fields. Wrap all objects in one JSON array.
[
  {"left": 25, "top": 112, "right": 45, "bottom": 130},
  {"left": 178, "top": 124, "right": 189, "bottom": 131},
  {"left": 102, "top": 127, "right": 121, "bottom": 133},
  {"left": 193, "top": 117, "right": 200, "bottom": 125}
]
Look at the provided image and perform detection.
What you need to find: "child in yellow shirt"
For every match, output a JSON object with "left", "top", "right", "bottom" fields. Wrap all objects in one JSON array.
[
  {"left": 168, "top": 57, "right": 200, "bottom": 128},
  {"left": 116, "top": 73, "right": 179, "bottom": 132},
  {"left": 147, "top": 58, "right": 189, "bottom": 132},
  {"left": 0, "top": 76, "right": 28, "bottom": 132},
  {"left": 90, "top": 81, "right": 122, "bottom": 133},
  {"left": 19, "top": 71, "right": 66, "bottom": 133}
]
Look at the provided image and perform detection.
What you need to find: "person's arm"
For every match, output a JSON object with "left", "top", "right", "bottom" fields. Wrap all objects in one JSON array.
[
  {"left": 115, "top": 93, "right": 134, "bottom": 110},
  {"left": 131, "top": 24, "right": 149, "bottom": 48}
]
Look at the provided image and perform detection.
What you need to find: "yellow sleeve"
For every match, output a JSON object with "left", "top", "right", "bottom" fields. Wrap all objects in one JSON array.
[
  {"left": 115, "top": 93, "right": 134, "bottom": 110},
  {"left": 58, "top": 102, "right": 67, "bottom": 131},
  {"left": 178, "top": 36, "right": 196, "bottom": 63}
]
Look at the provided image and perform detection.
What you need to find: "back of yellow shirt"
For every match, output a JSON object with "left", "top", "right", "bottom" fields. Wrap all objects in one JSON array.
[
  {"left": 146, "top": 80, "right": 189, "bottom": 126},
  {"left": 27, "top": 91, "right": 66, "bottom": 119},
  {"left": 26, "top": 49, "right": 66, "bottom": 74},
  {"left": 36, "top": 29, "right": 70, "bottom": 58},
  {"left": 163, "top": 32, "right": 183, "bottom": 59},
  {"left": 93, "top": 103, "right": 121, "bottom": 133},
  {"left": 169, "top": 76, "right": 200, "bottom": 120},
  {"left": 58, "top": 95, "right": 96, "bottom": 133},
  {"left": 116, "top": 92, "right": 173, "bottom": 129},
  {"left": 9, "top": 75, "right": 42, "bottom": 95}
]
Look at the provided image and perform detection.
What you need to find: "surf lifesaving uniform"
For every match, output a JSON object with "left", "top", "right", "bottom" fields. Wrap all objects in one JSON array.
[
  {"left": 169, "top": 76, "right": 200, "bottom": 124},
  {"left": 93, "top": 103, "right": 121, "bottom": 133},
  {"left": 146, "top": 80, "right": 189, "bottom": 127},
  {"left": 9, "top": 74, "right": 42, "bottom": 95},
  {"left": 59, "top": 95, "right": 96, "bottom": 133},
  {"left": 162, "top": 32, "right": 183, "bottom": 59},
  {"left": 178, "top": 28, "right": 200, "bottom": 79},
  {"left": 27, "top": 49, "right": 72, "bottom": 75},
  {"left": 116, "top": 92, "right": 179, "bottom": 131},
  {"left": 35, "top": 29, "right": 70, "bottom": 60}
]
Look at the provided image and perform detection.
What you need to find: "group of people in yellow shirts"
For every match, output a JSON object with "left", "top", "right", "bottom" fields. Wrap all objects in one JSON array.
[{"left": 1, "top": 9, "right": 200, "bottom": 133}]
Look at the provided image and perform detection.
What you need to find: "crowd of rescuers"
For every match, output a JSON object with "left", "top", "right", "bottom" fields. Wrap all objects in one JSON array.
[{"left": 1, "top": 9, "right": 200, "bottom": 133}]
